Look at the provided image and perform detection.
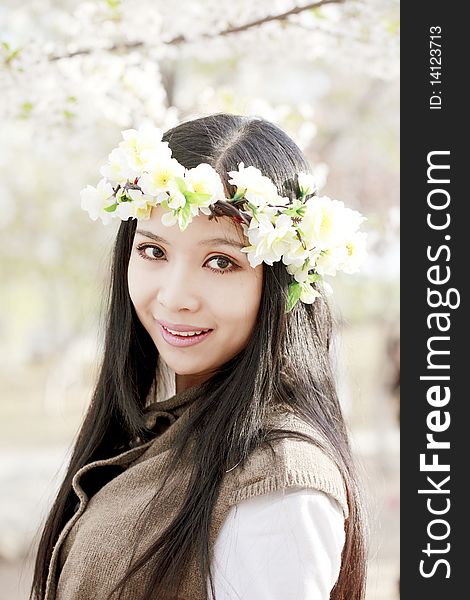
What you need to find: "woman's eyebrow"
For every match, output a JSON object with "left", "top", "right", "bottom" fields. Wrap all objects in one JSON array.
[{"left": 135, "top": 230, "right": 245, "bottom": 250}]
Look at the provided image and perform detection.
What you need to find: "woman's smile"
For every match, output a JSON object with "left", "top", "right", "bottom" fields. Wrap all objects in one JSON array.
[{"left": 157, "top": 320, "right": 214, "bottom": 347}]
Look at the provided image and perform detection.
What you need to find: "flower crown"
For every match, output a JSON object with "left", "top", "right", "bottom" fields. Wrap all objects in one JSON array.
[{"left": 81, "top": 126, "right": 367, "bottom": 312}]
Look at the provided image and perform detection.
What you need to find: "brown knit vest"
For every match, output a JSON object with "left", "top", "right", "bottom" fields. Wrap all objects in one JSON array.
[{"left": 44, "top": 383, "right": 348, "bottom": 599}]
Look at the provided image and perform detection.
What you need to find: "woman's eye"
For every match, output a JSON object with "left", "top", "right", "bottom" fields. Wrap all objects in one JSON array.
[
  {"left": 137, "top": 244, "right": 164, "bottom": 260},
  {"left": 206, "top": 256, "right": 234, "bottom": 273}
]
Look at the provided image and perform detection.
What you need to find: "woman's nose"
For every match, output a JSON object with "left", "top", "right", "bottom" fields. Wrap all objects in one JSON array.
[{"left": 156, "top": 263, "right": 201, "bottom": 312}]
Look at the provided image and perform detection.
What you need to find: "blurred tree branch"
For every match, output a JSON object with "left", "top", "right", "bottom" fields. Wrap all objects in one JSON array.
[{"left": 49, "top": 0, "right": 346, "bottom": 62}]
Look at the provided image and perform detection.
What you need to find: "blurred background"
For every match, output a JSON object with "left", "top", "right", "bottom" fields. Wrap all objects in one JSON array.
[{"left": 0, "top": 0, "right": 399, "bottom": 598}]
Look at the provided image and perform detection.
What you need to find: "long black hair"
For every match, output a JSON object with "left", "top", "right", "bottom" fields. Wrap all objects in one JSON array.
[{"left": 30, "top": 113, "right": 368, "bottom": 599}]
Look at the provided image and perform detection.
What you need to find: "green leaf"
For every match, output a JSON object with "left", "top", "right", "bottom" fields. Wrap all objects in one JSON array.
[
  {"left": 231, "top": 188, "right": 246, "bottom": 201},
  {"left": 246, "top": 202, "right": 258, "bottom": 215},
  {"left": 184, "top": 191, "right": 212, "bottom": 204},
  {"left": 283, "top": 202, "right": 306, "bottom": 218},
  {"left": 178, "top": 202, "right": 192, "bottom": 231},
  {"left": 285, "top": 281, "right": 302, "bottom": 313},
  {"left": 179, "top": 212, "right": 189, "bottom": 230},
  {"left": 173, "top": 176, "right": 187, "bottom": 194},
  {"left": 307, "top": 273, "right": 321, "bottom": 283},
  {"left": 183, "top": 201, "right": 192, "bottom": 218},
  {"left": 104, "top": 203, "right": 118, "bottom": 213}
]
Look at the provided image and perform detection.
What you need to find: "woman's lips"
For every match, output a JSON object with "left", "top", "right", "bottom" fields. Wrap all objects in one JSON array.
[{"left": 159, "top": 323, "right": 213, "bottom": 347}]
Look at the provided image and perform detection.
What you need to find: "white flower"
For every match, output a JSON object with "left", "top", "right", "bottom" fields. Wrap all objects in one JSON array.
[
  {"left": 81, "top": 125, "right": 367, "bottom": 312},
  {"left": 241, "top": 203, "right": 278, "bottom": 224},
  {"left": 161, "top": 210, "right": 179, "bottom": 227},
  {"left": 115, "top": 200, "right": 153, "bottom": 221},
  {"left": 299, "top": 281, "right": 321, "bottom": 304},
  {"left": 100, "top": 147, "right": 138, "bottom": 184},
  {"left": 126, "top": 188, "right": 153, "bottom": 204},
  {"left": 160, "top": 206, "right": 193, "bottom": 231},
  {"left": 99, "top": 128, "right": 172, "bottom": 185},
  {"left": 119, "top": 126, "right": 171, "bottom": 172},
  {"left": 315, "top": 246, "right": 349, "bottom": 277},
  {"left": 228, "top": 162, "right": 281, "bottom": 209},
  {"left": 106, "top": 187, "right": 157, "bottom": 222},
  {"left": 115, "top": 202, "right": 135, "bottom": 220},
  {"left": 300, "top": 196, "right": 365, "bottom": 251},
  {"left": 165, "top": 178, "right": 187, "bottom": 210},
  {"left": 137, "top": 204, "right": 154, "bottom": 220},
  {"left": 281, "top": 237, "right": 311, "bottom": 269},
  {"left": 241, "top": 212, "right": 297, "bottom": 267},
  {"left": 341, "top": 231, "right": 368, "bottom": 274},
  {"left": 298, "top": 172, "right": 317, "bottom": 196},
  {"left": 138, "top": 158, "right": 186, "bottom": 197},
  {"left": 128, "top": 188, "right": 157, "bottom": 217},
  {"left": 80, "top": 179, "right": 116, "bottom": 224},
  {"left": 184, "top": 163, "right": 225, "bottom": 203},
  {"left": 286, "top": 263, "right": 310, "bottom": 283}
]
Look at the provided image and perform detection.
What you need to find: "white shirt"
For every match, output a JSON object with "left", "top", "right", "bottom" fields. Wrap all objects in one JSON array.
[{"left": 210, "top": 486, "right": 346, "bottom": 599}]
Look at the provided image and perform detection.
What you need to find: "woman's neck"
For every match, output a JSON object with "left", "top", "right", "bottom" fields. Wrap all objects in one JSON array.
[{"left": 175, "top": 371, "right": 214, "bottom": 394}]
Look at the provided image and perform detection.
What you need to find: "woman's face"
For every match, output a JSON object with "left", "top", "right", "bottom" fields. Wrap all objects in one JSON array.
[{"left": 128, "top": 204, "right": 263, "bottom": 392}]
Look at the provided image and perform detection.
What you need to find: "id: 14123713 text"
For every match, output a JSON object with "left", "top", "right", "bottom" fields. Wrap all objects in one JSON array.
[{"left": 429, "top": 26, "right": 442, "bottom": 110}]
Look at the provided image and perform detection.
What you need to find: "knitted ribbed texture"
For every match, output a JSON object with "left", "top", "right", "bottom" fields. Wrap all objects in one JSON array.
[{"left": 44, "top": 384, "right": 348, "bottom": 600}]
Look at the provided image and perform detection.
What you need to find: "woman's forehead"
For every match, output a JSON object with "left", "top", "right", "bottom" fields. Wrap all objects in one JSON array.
[{"left": 135, "top": 207, "right": 247, "bottom": 249}]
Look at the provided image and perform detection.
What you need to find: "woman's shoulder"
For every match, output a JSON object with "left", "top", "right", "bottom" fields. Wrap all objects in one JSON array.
[
  {"left": 211, "top": 486, "right": 345, "bottom": 599},
  {"left": 226, "top": 407, "right": 349, "bottom": 519}
]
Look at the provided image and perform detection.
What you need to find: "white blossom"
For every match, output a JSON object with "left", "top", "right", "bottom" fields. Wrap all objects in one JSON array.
[
  {"left": 138, "top": 158, "right": 186, "bottom": 197},
  {"left": 299, "top": 281, "right": 321, "bottom": 304},
  {"left": 315, "top": 246, "right": 350, "bottom": 277},
  {"left": 119, "top": 126, "right": 170, "bottom": 172},
  {"left": 228, "top": 162, "right": 284, "bottom": 209},
  {"left": 165, "top": 178, "right": 187, "bottom": 210},
  {"left": 240, "top": 212, "right": 297, "bottom": 267},
  {"left": 100, "top": 147, "right": 139, "bottom": 184},
  {"left": 341, "top": 230, "right": 368, "bottom": 274},
  {"left": 300, "top": 195, "right": 366, "bottom": 251},
  {"left": 79, "top": 179, "right": 115, "bottom": 224},
  {"left": 297, "top": 172, "right": 317, "bottom": 196},
  {"left": 184, "top": 163, "right": 225, "bottom": 203}
]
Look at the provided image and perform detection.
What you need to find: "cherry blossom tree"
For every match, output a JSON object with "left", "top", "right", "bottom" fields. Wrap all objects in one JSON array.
[{"left": 0, "top": 0, "right": 399, "bottom": 362}]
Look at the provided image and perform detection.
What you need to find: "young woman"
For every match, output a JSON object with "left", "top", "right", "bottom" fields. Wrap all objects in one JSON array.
[{"left": 31, "top": 113, "right": 368, "bottom": 599}]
